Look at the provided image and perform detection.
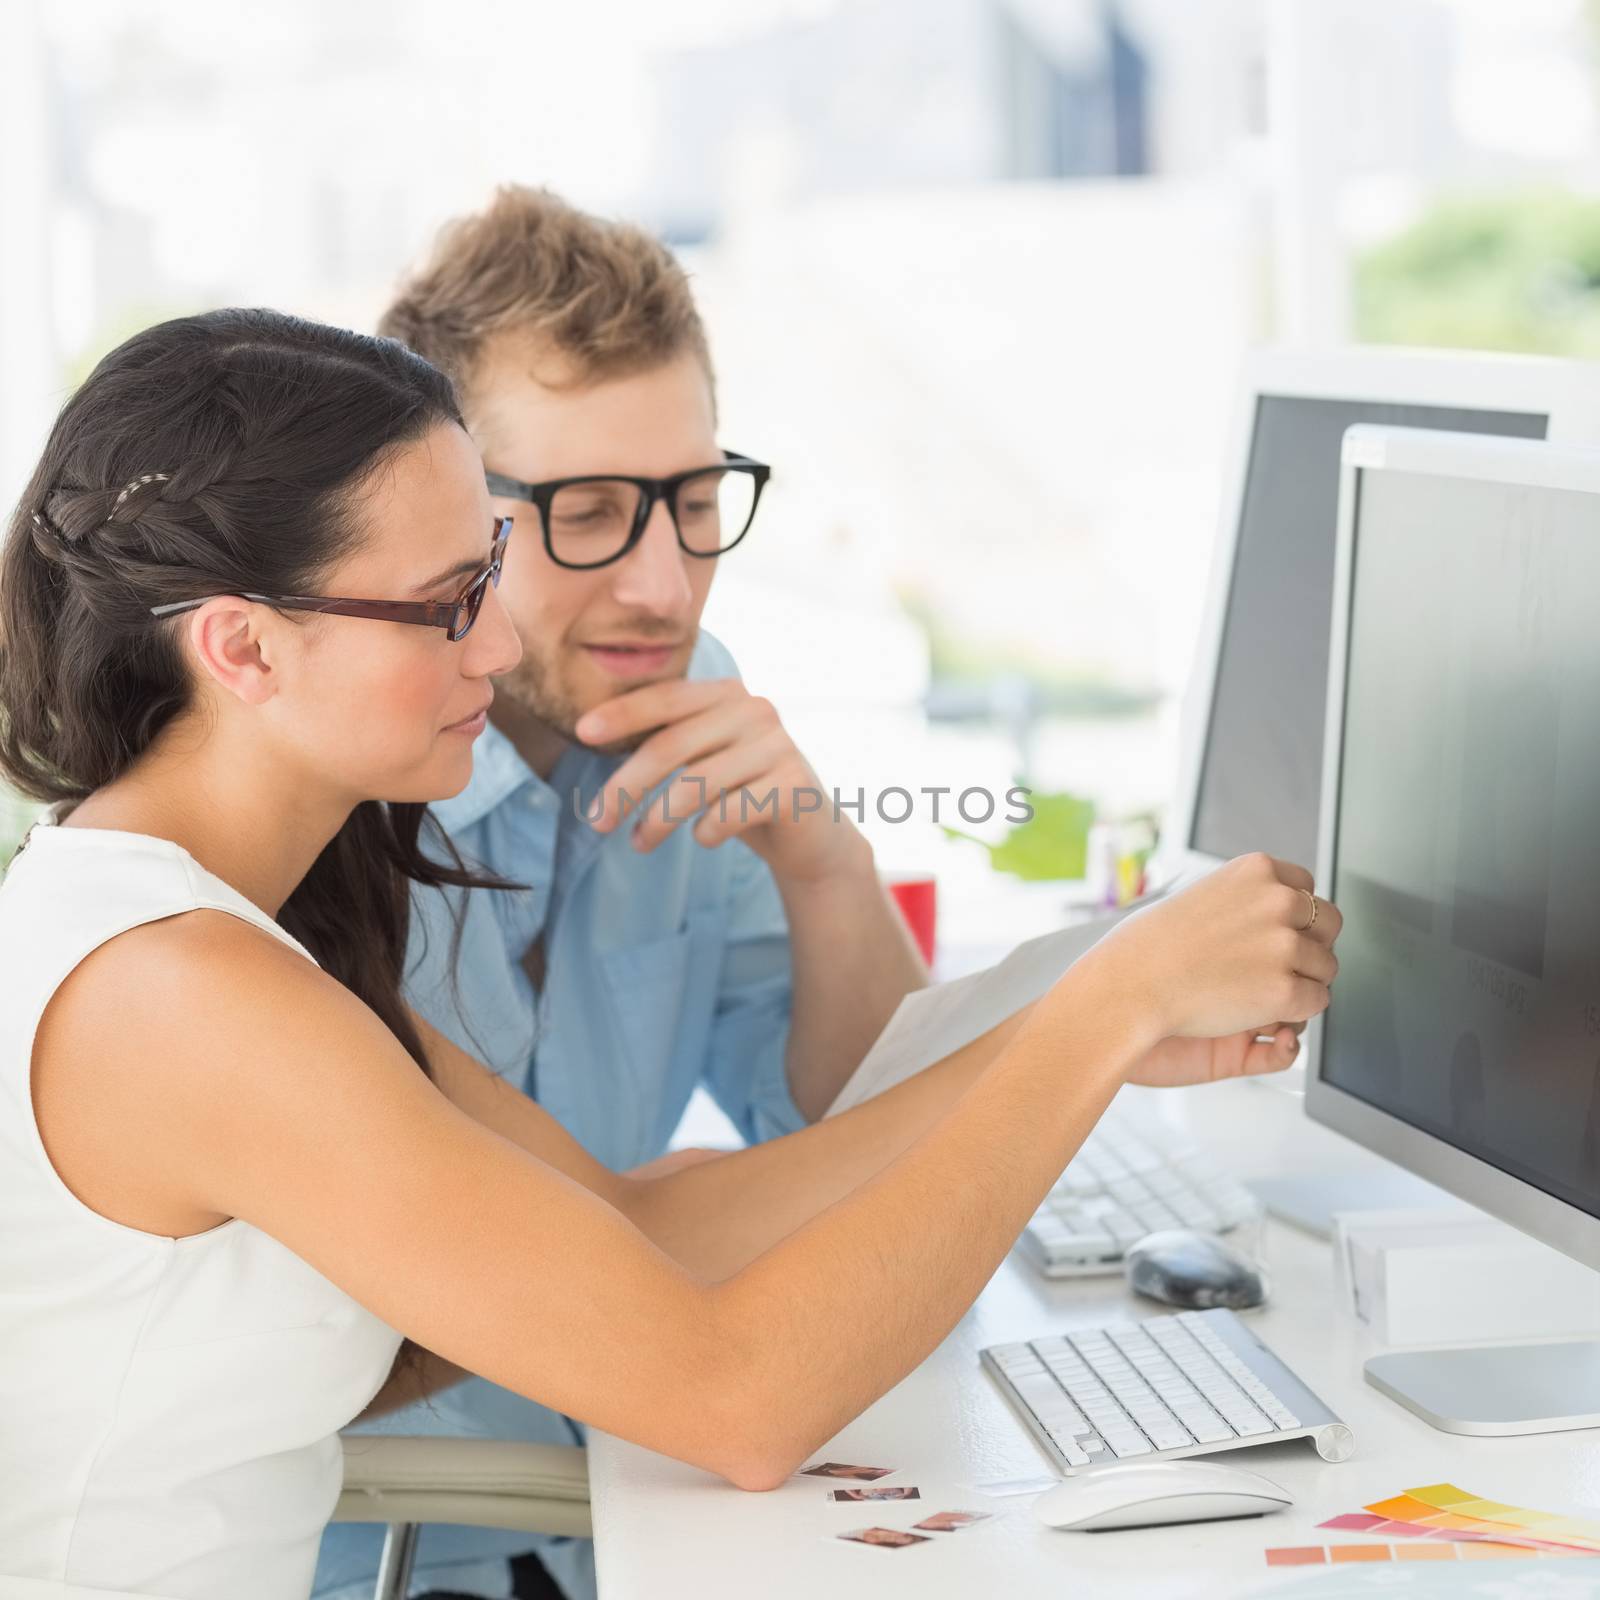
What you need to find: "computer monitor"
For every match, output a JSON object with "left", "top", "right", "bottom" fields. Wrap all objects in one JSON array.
[
  {"left": 1164, "top": 349, "right": 1600, "bottom": 886},
  {"left": 1307, "top": 424, "right": 1600, "bottom": 1436}
]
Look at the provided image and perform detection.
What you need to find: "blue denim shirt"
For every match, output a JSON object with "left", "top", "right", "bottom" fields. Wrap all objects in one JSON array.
[{"left": 314, "top": 633, "right": 803, "bottom": 1600}]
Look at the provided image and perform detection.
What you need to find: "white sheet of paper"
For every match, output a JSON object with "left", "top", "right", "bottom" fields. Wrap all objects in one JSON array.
[{"left": 825, "top": 905, "right": 1140, "bottom": 1118}]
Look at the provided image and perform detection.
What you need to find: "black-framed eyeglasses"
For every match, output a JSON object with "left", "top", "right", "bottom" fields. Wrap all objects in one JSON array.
[
  {"left": 148, "top": 516, "right": 513, "bottom": 643},
  {"left": 484, "top": 451, "right": 770, "bottom": 571}
]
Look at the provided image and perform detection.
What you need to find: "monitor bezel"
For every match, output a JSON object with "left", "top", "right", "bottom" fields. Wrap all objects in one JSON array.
[
  {"left": 1304, "top": 424, "right": 1600, "bottom": 1274},
  {"left": 1163, "top": 346, "right": 1600, "bottom": 884}
]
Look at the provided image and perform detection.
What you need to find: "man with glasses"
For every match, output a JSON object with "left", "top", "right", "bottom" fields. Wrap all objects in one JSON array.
[{"left": 312, "top": 187, "right": 927, "bottom": 1600}]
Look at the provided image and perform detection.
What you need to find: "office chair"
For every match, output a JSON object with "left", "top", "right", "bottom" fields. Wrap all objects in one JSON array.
[{"left": 335, "top": 1435, "right": 592, "bottom": 1600}]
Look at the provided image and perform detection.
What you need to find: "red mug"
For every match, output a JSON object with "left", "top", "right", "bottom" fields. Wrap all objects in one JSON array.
[{"left": 883, "top": 872, "right": 937, "bottom": 965}]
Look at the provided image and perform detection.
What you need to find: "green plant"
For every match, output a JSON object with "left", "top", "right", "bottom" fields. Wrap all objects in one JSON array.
[
  {"left": 1355, "top": 189, "right": 1600, "bottom": 357},
  {"left": 943, "top": 790, "right": 1096, "bottom": 881}
]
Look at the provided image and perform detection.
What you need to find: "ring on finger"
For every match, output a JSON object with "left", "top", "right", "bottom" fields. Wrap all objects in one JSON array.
[{"left": 1297, "top": 888, "right": 1319, "bottom": 931}]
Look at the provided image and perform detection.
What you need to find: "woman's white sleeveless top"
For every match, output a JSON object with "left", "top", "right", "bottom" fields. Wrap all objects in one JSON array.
[{"left": 0, "top": 816, "right": 402, "bottom": 1599}]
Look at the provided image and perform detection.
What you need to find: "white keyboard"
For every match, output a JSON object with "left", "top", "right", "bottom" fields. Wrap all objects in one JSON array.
[
  {"left": 982, "top": 1308, "right": 1355, "bottom": 1474},
  {"left": 1021, "top": 1118, "right": 1260, "bottom": 1275}
]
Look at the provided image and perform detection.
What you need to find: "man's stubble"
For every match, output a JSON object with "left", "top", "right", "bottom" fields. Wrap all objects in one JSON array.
[{"left": 494, "top": 629, "right": 696, "bottom": 758}]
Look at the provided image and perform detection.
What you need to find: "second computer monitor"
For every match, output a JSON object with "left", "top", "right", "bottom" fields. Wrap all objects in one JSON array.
[{"left": 1167, "top": 349, "right": 1600, "bottom": 881}]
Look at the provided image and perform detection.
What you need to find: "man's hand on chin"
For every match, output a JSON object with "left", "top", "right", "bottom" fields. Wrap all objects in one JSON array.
[
  {"left": 576, "top": 677, "right": 928, "bottom": 1124},
  {"left": 574, "top": 677, "right": 867, "bottom": 887}
]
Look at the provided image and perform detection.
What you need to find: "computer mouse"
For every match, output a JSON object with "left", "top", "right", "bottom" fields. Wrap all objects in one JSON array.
[
  {"left": 1124, "top": 1228, "right": 1268, "bottom": 1310},
  {"left": 1032, "top": 1459, "right": 1292, "bottom": 1532}
]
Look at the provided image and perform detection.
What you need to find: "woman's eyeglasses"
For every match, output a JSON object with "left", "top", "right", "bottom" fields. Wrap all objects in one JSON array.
[
  {"left": 484, "top": 452, "right": 769, "bottom": 571},
  {"left": 149, "top": 517, "right": 512, "bottom": 643}
]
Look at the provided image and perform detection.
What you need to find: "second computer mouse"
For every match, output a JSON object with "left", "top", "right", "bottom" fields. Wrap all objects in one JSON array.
[
  {"left": 1125, "top": 1228, "right": 1268, "bottom": 1310},
  {"left": 1032, "top": 1459, "right": 1292, "bottom": 1532}
]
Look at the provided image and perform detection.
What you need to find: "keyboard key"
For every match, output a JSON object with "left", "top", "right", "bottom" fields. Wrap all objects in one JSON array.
[
  {"left": 1144, "top": 1421, "right": 1194, "bottom": 1452},
  {"left": 989, "top": 1343, "right": 1036, "bottom": 1370},
  {"left": 1003, "top": 1358, "right": 1049, "bottom": 1380},
  {"left": 1052, "top": 1169, "right": 1105, "bottom": 1199},
  {"left": 1039, "top": 1424, "right": 1091, "bottom": 1465},
  {"left": 1008, "top": 1371, "right": 1071, "bottom": 1414},
  {"left": 1054, "top": 1232, "right": 1118, "bottom": 1258},
  {"left": 1223, "top": 1411, "right": 1275, "bottom": 1438},
  {"left": 1105, "top": 1433, "right": 1154, "bottom": 1457},
  {"left": 1174, "top": 1412, "right": 1234, "bottom": 1444},
  {"left": 1042, "top": 1366, "right": 1094, "bottom": 1396}
]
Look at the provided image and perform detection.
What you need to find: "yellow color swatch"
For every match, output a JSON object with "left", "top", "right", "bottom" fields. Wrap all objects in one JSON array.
[{"left": 1362, "top": 1484, "right": 1600, "bottom": 1554}]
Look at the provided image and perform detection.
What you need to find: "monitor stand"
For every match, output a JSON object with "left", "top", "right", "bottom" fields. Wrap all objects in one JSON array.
[
  {"left": 1246, "top": 1168, "right": 1460, "bottom": 1238},
  {"left": 1366, "top": 1341, "right": 1600, "bottom": 1435}
]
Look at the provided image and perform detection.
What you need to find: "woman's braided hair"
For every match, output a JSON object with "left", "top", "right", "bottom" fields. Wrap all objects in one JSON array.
[{"left": 0, "top": 307, "right": 505, "bottom": 1084}]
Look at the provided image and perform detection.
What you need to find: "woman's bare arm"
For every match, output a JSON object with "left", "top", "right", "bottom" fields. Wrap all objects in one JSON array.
[
  {"left": 422, "top": 968, "right": 1305, "bottom": 1285},
  {"left": 421, "top": 1003, "right": 1040, "bottom": 1279},
  {"left": 359, "top": 994, "right": 1305, "bottom": 1415},
  {"left": 34, "top": 855, "right": 1335, "bottom": 1488}
]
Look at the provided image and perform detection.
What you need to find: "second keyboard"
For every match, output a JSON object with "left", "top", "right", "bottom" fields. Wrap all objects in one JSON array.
[{"left": 1022, "top": 1117, "right": 1260, "bottom": 1276}]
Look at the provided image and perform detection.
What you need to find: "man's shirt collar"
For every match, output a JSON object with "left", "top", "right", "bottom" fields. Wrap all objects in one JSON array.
[{"left": 431, "top": 718, "right": 541, "bottom": 834}]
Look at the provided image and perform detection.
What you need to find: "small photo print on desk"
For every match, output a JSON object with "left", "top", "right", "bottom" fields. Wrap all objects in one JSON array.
[
  {"left": 801, "top": 1461, "right": 896, "bottom": 1482},
  {"left": 835, "top": 1527, "right": 932, "bottom": 1550},
  {"left": 914, "top": 1510, "right": 993, "bottom": 1533},
  {"left": 827, "top": 1485, "right": 920, "bottom": 1503}
]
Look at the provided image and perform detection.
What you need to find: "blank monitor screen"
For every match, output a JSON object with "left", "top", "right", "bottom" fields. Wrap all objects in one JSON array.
[
  {"left": 1324, "top": 465, "right": 1600, "bottom": 1219},
  {"left": 1190, "top": 397, "right": 1547, "bottom": 867}
]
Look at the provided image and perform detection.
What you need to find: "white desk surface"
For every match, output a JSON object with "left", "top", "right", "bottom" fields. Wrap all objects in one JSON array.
[{"left": 590, "top": 1078, "right": 1600, "bottom": 1598}]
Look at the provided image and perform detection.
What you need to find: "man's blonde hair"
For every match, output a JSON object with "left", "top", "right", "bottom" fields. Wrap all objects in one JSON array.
[{"left": 379, "top": 185, "right": 713, "bottom": 402}]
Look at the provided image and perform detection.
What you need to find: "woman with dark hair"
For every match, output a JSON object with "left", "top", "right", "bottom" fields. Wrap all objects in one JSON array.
[{"left": 0, "top": 309, "right": 1339, "bottom": 1600}]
